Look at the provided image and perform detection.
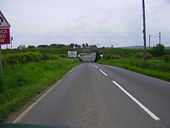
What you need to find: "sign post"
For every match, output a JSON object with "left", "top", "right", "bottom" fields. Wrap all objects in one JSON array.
[
  {"left": 0, "top": 45, "right": 3, "bottom": 73},
  {"left": 0, "top": 11, "right": 11, "bottom": 73}
]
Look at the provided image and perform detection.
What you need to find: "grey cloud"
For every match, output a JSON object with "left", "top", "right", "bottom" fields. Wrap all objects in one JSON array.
[{"left": 0, "top": 0, "right": 169, "bottom": 48}]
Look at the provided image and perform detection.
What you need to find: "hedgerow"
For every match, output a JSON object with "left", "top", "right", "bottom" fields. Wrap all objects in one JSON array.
[{"left": 2, "top": 52, "right": 60, "bottom": 64}]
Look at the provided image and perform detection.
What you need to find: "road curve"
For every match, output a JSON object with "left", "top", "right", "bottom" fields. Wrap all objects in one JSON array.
[{"left": 14, "top": 63, "right": 170, "bottom": 128}]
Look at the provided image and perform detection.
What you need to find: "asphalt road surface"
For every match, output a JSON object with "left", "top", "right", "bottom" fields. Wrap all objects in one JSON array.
[
  {"left": 79, "top": 54, "right": 96, "bottom": 62},
  {"left": 13, "top": 62, "right": 170, "bottom": 128}
]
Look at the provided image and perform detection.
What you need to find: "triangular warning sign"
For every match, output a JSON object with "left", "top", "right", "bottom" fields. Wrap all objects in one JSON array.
[{"left": 0, "top": 11, "right": 10, "bottom": 28}]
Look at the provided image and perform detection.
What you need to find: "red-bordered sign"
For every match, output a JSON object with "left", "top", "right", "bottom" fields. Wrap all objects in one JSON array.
[
  {"left": 0, "top": 11, "right": 10, "bottom": 29},
  {"left": 0, "top": 11, "right": 11, "bottom": 45},
  {"left": 0, "top": 29, "right": 10, "bottom": 44}
]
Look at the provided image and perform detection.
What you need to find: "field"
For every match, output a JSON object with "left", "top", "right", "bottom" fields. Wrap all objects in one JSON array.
[
  {"left": 0, "top": 47, "right": 80, "bottom": 122},
  {"left": 98, "top": 46, "right": 170, "bottom": 81}
]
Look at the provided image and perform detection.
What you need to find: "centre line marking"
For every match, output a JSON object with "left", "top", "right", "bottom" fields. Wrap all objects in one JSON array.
[
  {"left": 112, "top": 81, "right": 160, "bottom": 121},
  {"left": 94, "top": 65, "right": 98, "bottom": 69},
  {"left": 99, "top": 69, "right": 108, "bottom": 76}
]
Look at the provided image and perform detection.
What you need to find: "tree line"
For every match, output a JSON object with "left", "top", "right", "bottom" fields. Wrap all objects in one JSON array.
[{"left": 26, "top": 43, "right": 97, "bottom": 49}]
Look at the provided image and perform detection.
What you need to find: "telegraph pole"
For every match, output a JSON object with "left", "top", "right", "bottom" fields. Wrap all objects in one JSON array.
[
  {"left": 159, "top": 32, "right": 161, "bottom": 44},
  {"left": 142, "top": 0, "right": 147, "bottom": 62},
  {"left": 149, "top": 34, "right": 151, "bottom": 48},
  {"left": 11, "top": 36, "right": 13, "bottom": 49}
]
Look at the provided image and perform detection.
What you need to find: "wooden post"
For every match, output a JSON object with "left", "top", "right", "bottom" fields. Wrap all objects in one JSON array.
[{"left": 142, "top": 0, "right": 147, "bottom": 62}]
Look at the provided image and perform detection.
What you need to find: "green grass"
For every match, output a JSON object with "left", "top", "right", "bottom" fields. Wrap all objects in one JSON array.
[
  {"left": 100, "top": 48, "right": 170, "bottom": 58},
  {"left": 79, "top": 52, "right": 93, "bottom": 56},
  {"left": 98, "top": 58, "right": 170, "bottom": 81},
  {"left": 101, "top": 48, "right": 143, "bottom": 58},
  {"left": 0, "top": 58, "right": 80, "bottom": 122}
]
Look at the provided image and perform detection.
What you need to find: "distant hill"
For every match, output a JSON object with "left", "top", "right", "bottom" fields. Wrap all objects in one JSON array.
[
  {"left": 118, "top": 46, "right": 170, "bottom": 49},
  {"left": 119, "top": 46, "right": 144, "bottom": 49}
]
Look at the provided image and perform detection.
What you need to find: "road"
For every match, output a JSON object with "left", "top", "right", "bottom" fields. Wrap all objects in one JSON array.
[
  {"left": 79, "top": 54, "right": 96, "bottom": 62},
  {"left": 13, "top": 62, "right": 170, "bottom": 128}
]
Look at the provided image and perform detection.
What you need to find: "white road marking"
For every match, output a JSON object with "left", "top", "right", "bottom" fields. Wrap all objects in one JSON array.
[
  {"left": 12, "top": 68, "right": 75, "bottom": 123},
  {"left": 90, "top": 64, "right": 99, "bottom": 69},
  {"left": 99, "top": 69, "right": 108, "bottom": 76},
  {"left": 13, "top": 80, "right": 62, "bottom": 123},
  {"left": 112, "top": 81, "right": 160, "bottom": 121},
  {"left": 94, "top": 65, "right": 98, "bottom": 69}
]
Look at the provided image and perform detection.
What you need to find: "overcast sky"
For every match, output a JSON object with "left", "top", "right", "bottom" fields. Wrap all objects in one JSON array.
[{"left": 0, "top": 0, "right": 170, "bottom": 48}]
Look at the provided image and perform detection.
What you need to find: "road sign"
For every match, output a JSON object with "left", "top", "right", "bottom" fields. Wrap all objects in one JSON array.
[
  {"left": 0, "top": 11, "right": 10, "bottom": 45},
  {"left": 68, "top": 51, "right": 77, "bottom": 58},
  {"left": 0, "top": 11, "right": 11, "bottom": 73},
  {"left": 0, "top": 11, "right": 10, "bottom": 28},
  {"left": 0, "top": 29, "right": 10, "bottom": 44}
]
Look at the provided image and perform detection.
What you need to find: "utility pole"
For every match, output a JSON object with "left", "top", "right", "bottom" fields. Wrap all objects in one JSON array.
[
  {"left": 142, "top": 0, "right": 147, "bottom": 62},
  {"left": 11, "top": 37, "right": 13, "bottom": 49},
  {"left": 149, "top": 34, "right": 151, "bottom": 48},
  {"left": 159, "top": 32, "right": 161, "bottom": 44}
]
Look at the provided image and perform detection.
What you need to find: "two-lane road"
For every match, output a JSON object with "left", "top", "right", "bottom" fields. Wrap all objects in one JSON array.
[{"left": 13, "top": 63, "right": 170, "bottom": 128}]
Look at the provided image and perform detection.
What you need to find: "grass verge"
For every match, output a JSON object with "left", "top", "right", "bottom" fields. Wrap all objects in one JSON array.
[
  {"left": 0, "top": 58, "right": 80, "bottom": 122},
  {"left": 98, "top": 58, "right": 170, "bottom": 81}
]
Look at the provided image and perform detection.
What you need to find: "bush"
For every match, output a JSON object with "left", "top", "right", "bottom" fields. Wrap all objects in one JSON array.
[
  {"left": 101, "top": 48, "right": 143, "bottom": 58},
  {"left": 3, "top": 52, "right": 43, "bottom": 64},
  {"left": 2, "top": 52, "right": 60, "bottom": 65},
  {"left": 150, "top": 44, "right": 165, "bottom": 57},
  {"left": 112, "top": 55, "right": 121, "bottom": 59},
  {"left": 104, "top": 54, "right": 112, "bottom": 59},
  {"left": 59, "top": 54, "right": 67, "bottom": 58},
  {"left": 134, "top": 52, "right": 152, "bottom": 59},
  {"left": 104, "top": 54, "right": 121, "bottom": 59},
  {"left": 42, "top": 53, "right": 59, "bottom": 60},
  {"left": 164, "top": 55, "right": 170, "bottom": 62},
  {"left": 0, "top": 73, "right": 4, "bottom": 92}
]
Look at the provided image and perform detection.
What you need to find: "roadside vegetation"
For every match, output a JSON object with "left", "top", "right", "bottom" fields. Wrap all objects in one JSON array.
[
  {"left": 79, "top": 52, "right": 92, "bottom": 56},
  {"left": 0, "top": 45, "right": 80, "bottom": 122},
  {"left": 98, "top": 44, "right": 170, "bottom": 81}
]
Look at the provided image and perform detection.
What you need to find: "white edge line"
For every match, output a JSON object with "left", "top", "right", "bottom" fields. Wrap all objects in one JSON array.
[
  {"left": 99, "top": 69, "right": 108, "bottom": 76},
  {"left": 112, "top": 81, "right": 160, "bottom": 121},
  {"left": 13, "top": 68, "right": 75, "bottom": 123}
]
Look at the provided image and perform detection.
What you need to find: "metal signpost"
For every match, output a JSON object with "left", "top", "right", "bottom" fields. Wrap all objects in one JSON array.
[{"left": 0, "top": 11, "right": 11, "bottom": 73}]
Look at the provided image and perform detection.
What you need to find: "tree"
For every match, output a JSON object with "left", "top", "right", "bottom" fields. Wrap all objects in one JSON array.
[
  {"left": 69, "top": 43, "right": 75, "bottom": 48},
  {"left": 85, "top": 43, "right": 89, "bottom": 48},
  {"left": 37, "top": 45, "right": 49, "bottom": 48},
  {"left": 74, "top": 44, "right": 81, "bottom": 48},
  {"left": 50, "top": 43, "right": 65, "bottom": 48},
  {"left": 50, "top": 44, "right": 58, "bottom": 48},
  {"left": 50, "top": 44, "right": 65, "bottom": 48},
  {"left": 82, "top": 44, "right": 86, "bottom": 48},
  {"left": 27, "top": 45, "right": 35, "bottom": 49},
  {"left": 151, "top": 44, "right": 165, "bottom": 57},
  {"left": 89, "top": 45, "right": 97, "bottom": 49}
]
